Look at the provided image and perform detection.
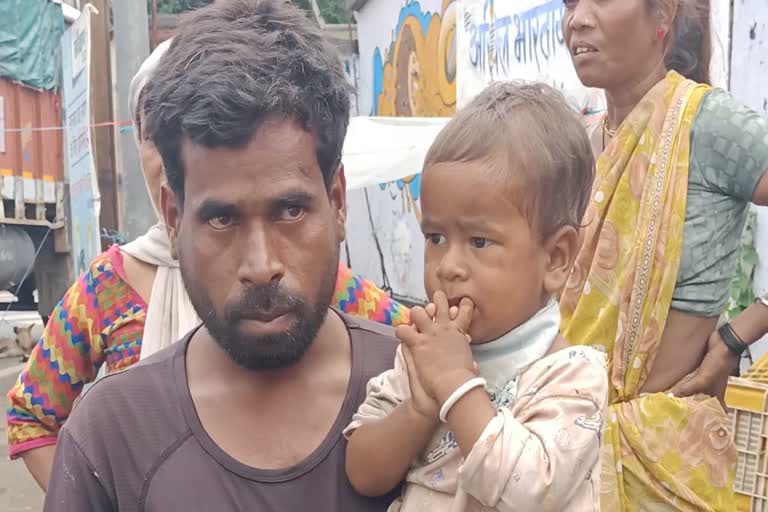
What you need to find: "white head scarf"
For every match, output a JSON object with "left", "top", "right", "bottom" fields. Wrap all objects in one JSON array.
[
  {"left": 121, "top": 38, "right": 201, "bottom": 359},
  {"left": 128, "top": 39, "right": 172, "bottom": 149}
]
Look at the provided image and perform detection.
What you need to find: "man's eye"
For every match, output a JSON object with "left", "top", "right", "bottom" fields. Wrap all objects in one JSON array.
[
  {"left": 280, "top": 206, "right": 306, "bottom": 221},
  {"left": 471, "top": 237, "right": 491, "bottom": 249},
  {"left": 208, "top": 215, "right": 236, "bottom": 230},
  {"left": 426, "top": 233, "right": 446, "bottom": 246}
]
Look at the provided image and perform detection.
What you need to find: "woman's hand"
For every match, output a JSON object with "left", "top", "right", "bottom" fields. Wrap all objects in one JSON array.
[
  {"left": 667, "top": 329, "right": 739, "bottom": 406},
  {"left": 669, "top": 301, "right": 768, "bottom": 405}
]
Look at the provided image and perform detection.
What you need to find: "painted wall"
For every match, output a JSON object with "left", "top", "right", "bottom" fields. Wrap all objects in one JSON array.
[
  {"left": 346, "top": 0, "right": 750, "bottom": 307},
  {"left": 730, "top": 2, "right": 768, "bottom": 361},
  {"left": 343, "top": 53, "right": 361, "bottom": 116},
  {"left": 355, "top": 0, "right": 457, "bottom": 117},
  {"left": 457, "top": 0, "right": 604, "bottom": 122},
  {"left": 347, "top": 0, "right": 458, "bottom": 302},
  {"left": 457, "top": 0, "right": 730, "bottom": 119}
]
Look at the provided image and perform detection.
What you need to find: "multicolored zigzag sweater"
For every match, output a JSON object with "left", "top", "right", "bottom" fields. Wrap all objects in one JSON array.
[{"left": 6, "top": 245, "right": 410, "bottom": 458}]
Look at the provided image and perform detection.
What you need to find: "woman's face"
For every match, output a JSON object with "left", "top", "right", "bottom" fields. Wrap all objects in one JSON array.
[
  {"left": 562, "top": 0, "right": 667, "bottom": 91},
  {"left": 138, "top": 111, "right": 164, "bottom": 216}
]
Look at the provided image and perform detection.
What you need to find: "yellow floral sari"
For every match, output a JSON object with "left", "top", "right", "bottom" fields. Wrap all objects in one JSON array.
[{"left": 560, "top": 72, "right": 736, "bottom": 511}]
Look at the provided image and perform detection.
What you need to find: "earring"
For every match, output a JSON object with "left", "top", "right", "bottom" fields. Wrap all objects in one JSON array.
[{"left": 656, "top": 27, "right": 666, "bottom": 39}]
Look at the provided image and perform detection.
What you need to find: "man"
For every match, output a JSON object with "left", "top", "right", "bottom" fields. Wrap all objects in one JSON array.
[{"left": 43, "top": 1, "right": 398, "bottom": 510}]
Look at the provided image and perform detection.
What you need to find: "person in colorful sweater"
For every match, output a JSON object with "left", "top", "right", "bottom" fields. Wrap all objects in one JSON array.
[{"left": 5, "top": 37, "right": 409, "bottom": 491}]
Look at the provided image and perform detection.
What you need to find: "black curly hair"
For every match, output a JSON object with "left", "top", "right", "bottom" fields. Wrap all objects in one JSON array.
[{"left": 143, "top": 0, "right": 352, "bottom": 204}]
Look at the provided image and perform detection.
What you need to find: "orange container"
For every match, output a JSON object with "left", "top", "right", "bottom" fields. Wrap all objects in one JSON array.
[{"left": 0, "top": 78, "right": 64, "bottom": 209}]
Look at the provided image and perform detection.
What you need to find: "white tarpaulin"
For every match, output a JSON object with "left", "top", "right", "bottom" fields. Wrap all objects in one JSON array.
[
  {"left": 342, "top": 116, "right": 451, "bottom": 304},
  {"left": 342, "top": 116, "right": 450, "bottom": 191}
]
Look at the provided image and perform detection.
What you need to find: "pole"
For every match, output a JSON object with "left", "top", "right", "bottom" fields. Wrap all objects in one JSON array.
[
  {"left": 111, "top": 0, "right": 154, "bottom": 242},
  {"left": 310, "top": 0, "right": 325, "bottom": 27},
  {"left": 151, "top": 0, "right": 159, "bottom": 50},
  {"left": 87, "top": 0, "right": 118, "bottom": 250}
]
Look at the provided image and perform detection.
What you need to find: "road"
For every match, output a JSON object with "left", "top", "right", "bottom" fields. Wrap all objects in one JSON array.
[
  {"left": 0, "top": 309, "right": 45, "bottom": 511},
  {"left": 0, "top": 358, "right": 44, "bottom": 511}
]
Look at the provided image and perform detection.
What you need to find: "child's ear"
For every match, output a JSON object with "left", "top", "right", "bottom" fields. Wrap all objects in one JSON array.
[{"left": 542, "top": 225, "right": 580, "bottom": 296}]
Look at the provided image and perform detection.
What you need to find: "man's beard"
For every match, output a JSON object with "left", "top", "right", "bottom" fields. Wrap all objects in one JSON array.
[{"left": 183, "top": 264, "right": 339, "bottom": 371}]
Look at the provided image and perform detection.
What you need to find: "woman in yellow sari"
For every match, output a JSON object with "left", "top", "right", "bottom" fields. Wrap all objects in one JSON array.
[{"left": 560, "top": 0, "right": 768, "bottom": 509}]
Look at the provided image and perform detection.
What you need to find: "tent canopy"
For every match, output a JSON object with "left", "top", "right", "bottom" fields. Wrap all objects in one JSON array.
[{"left": 342, "top": 116, "right": 450, "bottom": 191}]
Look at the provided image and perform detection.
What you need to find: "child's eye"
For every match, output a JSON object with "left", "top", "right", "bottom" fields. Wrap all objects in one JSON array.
[
  {"left": 470, "top": 237, "right": 491, "bottom": 249},
  {"left": 426, "top": 233, "right": 446, "bottom": 246}
]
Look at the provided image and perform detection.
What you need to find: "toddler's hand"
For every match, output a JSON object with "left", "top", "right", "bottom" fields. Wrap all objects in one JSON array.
[
  {"left": 396, "top": 291, "right": 477, "bottom": 401},
  {"left": 401, "top": 345, "right": 439, "bottom": 420},
  {"left": 424, "top": 302, "right": 472, "bottom": 343}
]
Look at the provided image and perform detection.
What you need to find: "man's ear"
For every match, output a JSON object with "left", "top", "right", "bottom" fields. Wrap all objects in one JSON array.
[
  {"left": 542, "top": 225, "right": 580, "bottom": 297},
  {"left": 330, "top": 163, "right": 347, "bottom": 243},
  {"left": 161, "top": 183, "right": 181, "bottom": 260}
]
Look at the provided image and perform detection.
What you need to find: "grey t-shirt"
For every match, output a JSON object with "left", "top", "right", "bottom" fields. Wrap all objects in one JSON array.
[
  {"left": 44, "top": 313, "right": 398, "bottom": 512},
  {"left": 673, "top": 89, "right": 768, "bottom": 315}
]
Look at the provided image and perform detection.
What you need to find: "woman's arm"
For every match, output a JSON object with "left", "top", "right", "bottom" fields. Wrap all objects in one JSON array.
[
  {"left": 752, "top": 173, "right": 768, "bottom": 206},
  {"left": 5, "top": 255, "right": 113, "bottom": 490},
  {"left": 332, "top": 263, "right": 410, "bottom": 327},
  {"left": 20, "top": 445, "right": 57, "bottom": 490},
  {"left": 669, "top": 300, "right": 768, "bottom": 401}
]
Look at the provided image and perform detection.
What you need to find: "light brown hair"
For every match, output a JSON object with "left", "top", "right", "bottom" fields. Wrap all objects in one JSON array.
[{"left": 423, "top": 81, "right": 595, "bottom": 239}]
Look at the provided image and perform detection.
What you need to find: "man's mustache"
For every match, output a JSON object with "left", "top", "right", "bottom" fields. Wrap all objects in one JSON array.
[{"left": 225, "top": 285, "right": 304, "bottom": 321}]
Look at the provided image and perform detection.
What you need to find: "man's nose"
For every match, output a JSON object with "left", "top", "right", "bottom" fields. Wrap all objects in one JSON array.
[{"left": 237, "top": 223, "right": 285, "bottom": 287}]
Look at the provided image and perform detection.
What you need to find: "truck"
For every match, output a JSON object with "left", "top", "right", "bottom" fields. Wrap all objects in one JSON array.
[
  {"left": 0, "top": 1, "right": 84, "bottom": 324},
  {"left": 0, "top": 79, "right": 72, "bottom": 324}
]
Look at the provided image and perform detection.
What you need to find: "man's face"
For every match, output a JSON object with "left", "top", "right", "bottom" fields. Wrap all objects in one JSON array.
[{"left": 162, "top": 118, "right": 347, "bottom": 370}]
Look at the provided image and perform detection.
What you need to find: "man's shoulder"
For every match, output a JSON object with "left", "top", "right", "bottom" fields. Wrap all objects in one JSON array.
[
  {"left": 65, "top": 342, "right": 189, "bottom": 458},
  {"left": 343, "top": 313, "right": 398, "bottom": 351},
  {"left": 341, "top": 313, "right": 399, "bottom": 377},
  {"left": 343, "top": 312, "right": 398, "bottom": 339}
]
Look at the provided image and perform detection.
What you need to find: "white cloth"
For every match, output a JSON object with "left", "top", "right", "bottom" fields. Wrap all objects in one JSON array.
[
  {"left": 471, "top": 298, "right": 560, "bottom": 402},
  {"left": 120, "top": 223, "right": 199, "bottom": 359},
  {"left": 128, "top": 38, "right": 172, "bottom": 220}
]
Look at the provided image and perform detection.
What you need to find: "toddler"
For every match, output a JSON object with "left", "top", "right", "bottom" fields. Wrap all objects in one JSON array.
[{"left": 344, "top": 82, "right": 608, "bottom": 512}]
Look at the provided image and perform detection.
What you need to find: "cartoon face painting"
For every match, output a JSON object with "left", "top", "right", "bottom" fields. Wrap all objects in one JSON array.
[{"left": 373, "top": 0, "right": 457, "bottom": 117}]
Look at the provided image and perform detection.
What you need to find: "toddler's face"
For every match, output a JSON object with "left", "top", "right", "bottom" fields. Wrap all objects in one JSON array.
[{"left": 420, "top": 161, "right": 551, "bottom": 343}]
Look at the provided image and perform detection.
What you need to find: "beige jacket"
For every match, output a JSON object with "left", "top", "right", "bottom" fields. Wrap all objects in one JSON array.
[{"left": 344, "top": 346, "right": 608, "bottom": 512}]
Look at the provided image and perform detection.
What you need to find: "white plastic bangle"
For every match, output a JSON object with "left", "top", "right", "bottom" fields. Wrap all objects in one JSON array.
[{"left": 439, "top": 377, "right": 487, "bottom": 423}]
